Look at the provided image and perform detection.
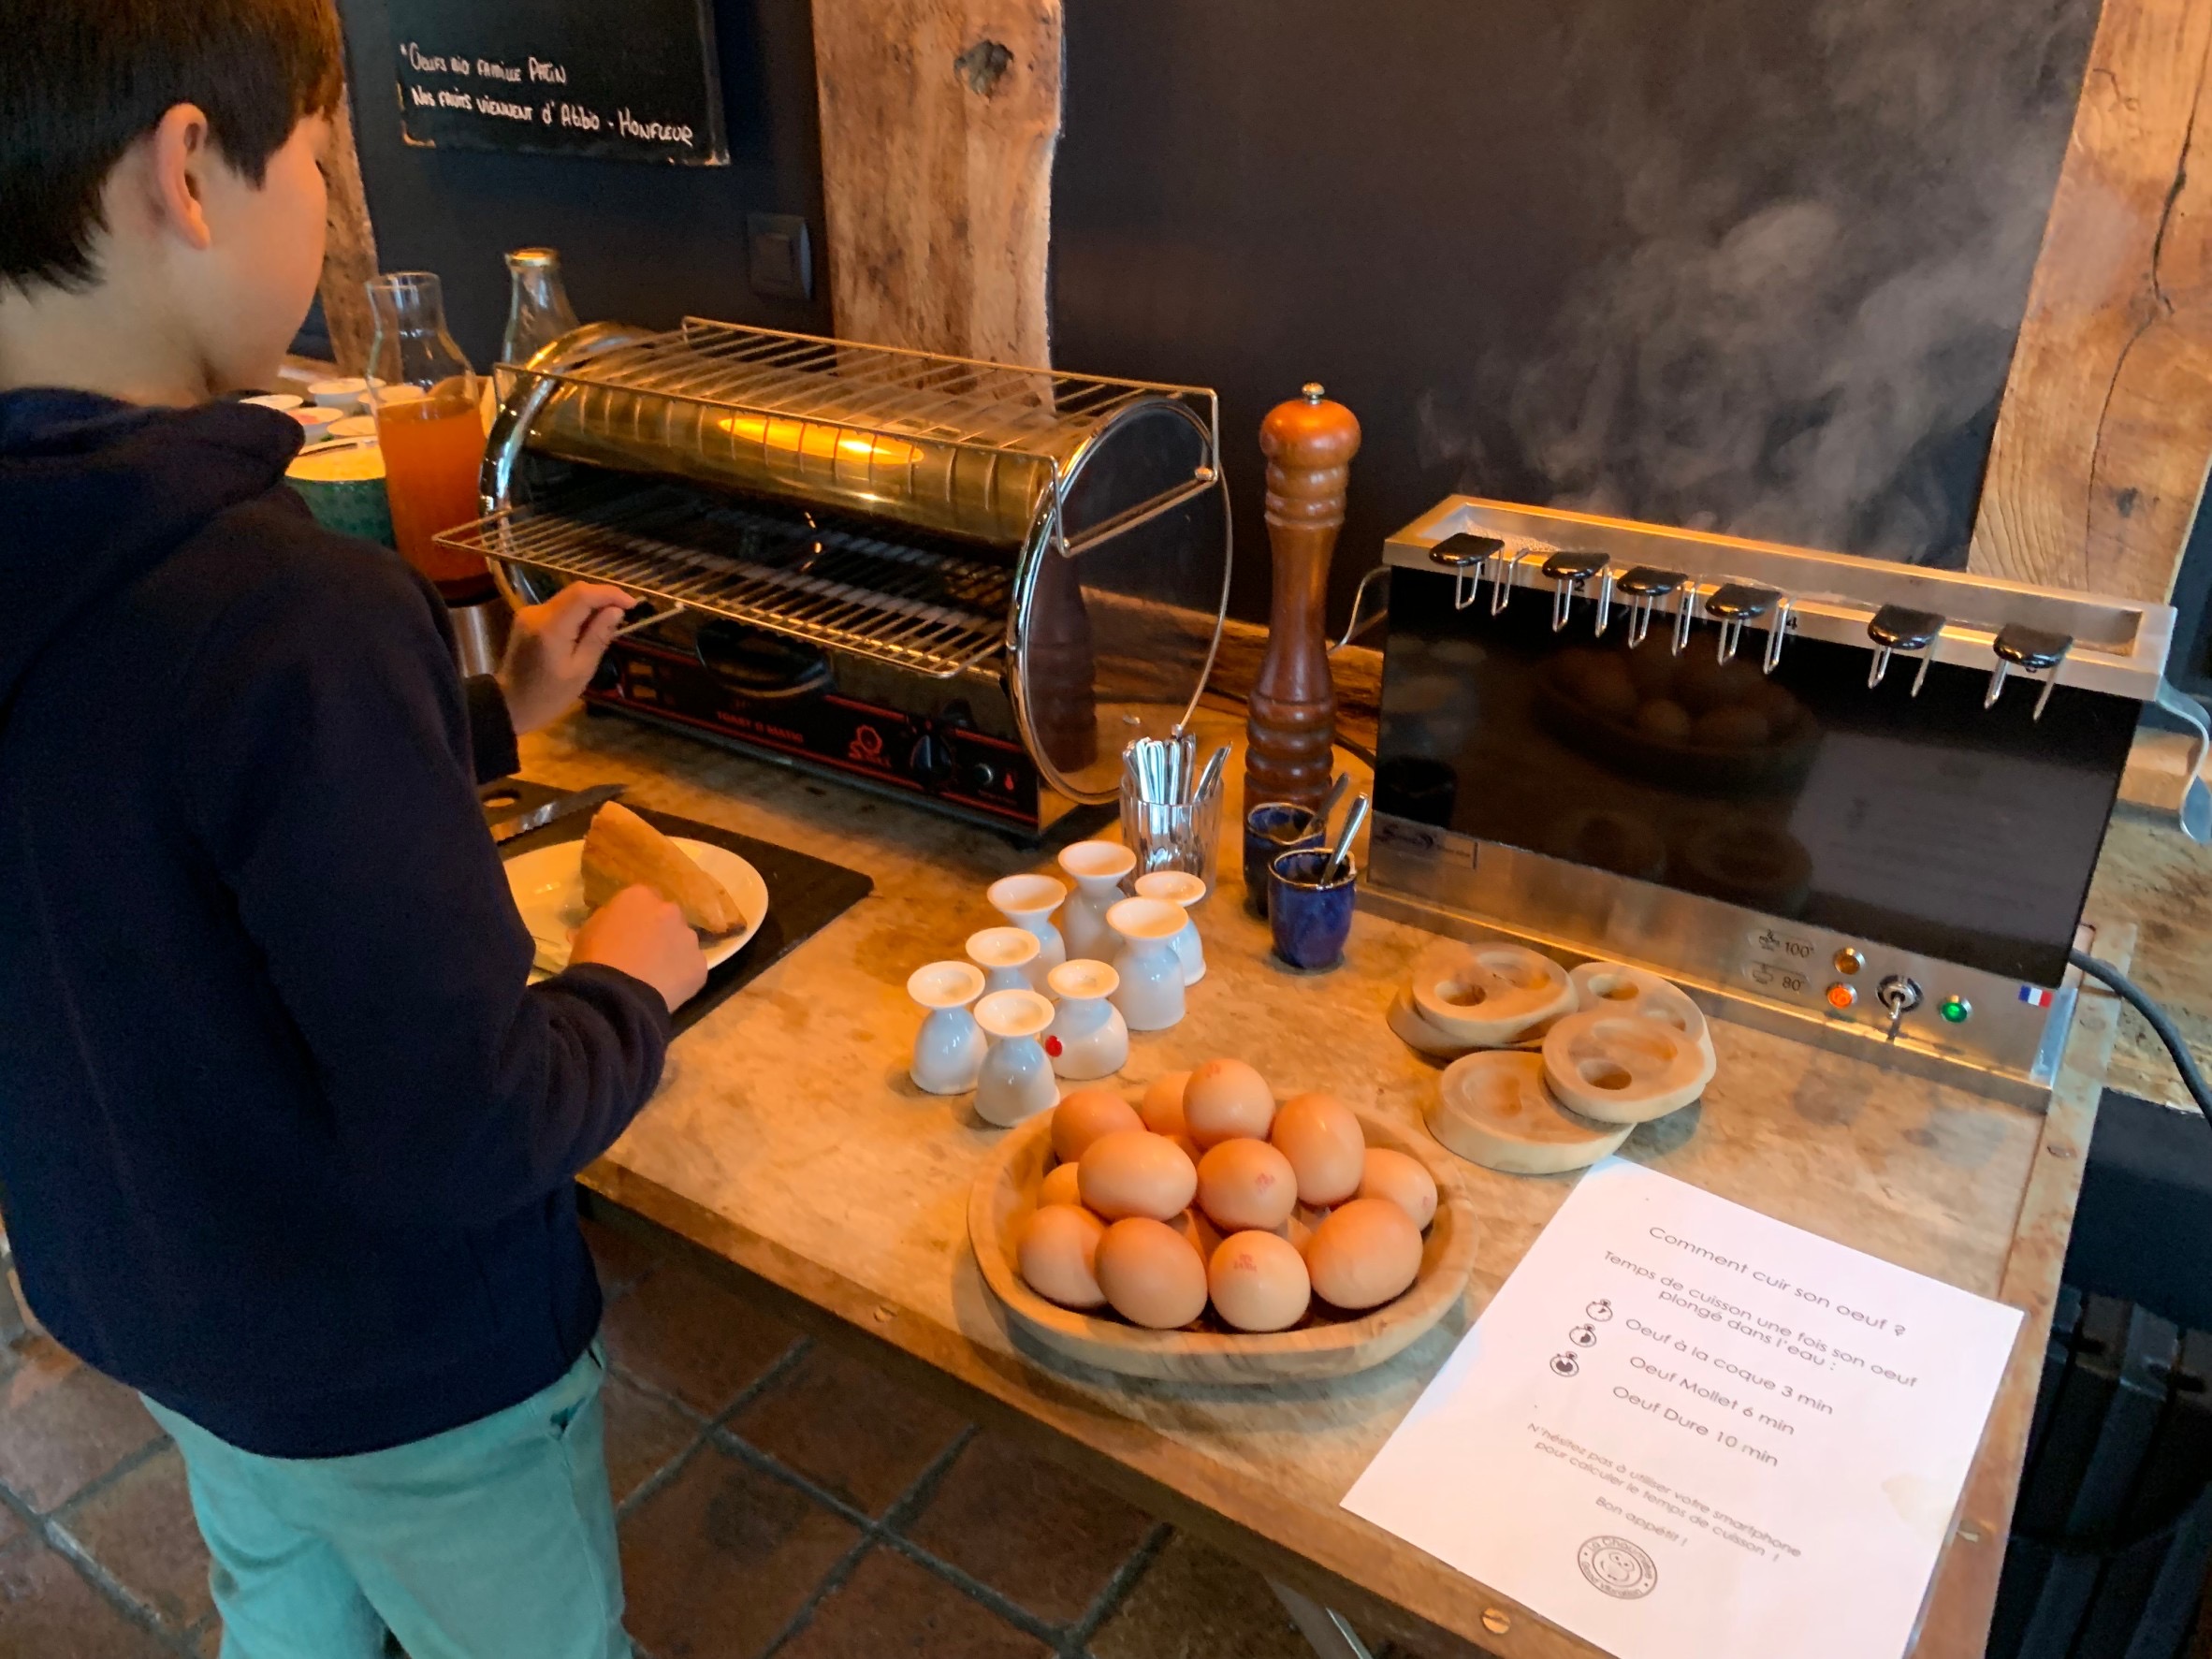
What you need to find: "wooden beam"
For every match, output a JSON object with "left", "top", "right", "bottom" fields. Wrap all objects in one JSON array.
[
  {"left": 1970, "top": 0, "right": 2212, "bottom": 600},
  {"left": 318, "top": 87, "right": 380, "bottom": 377},
  {"left": 808, "top": 0, "right": 1061, "bottom": 365}
]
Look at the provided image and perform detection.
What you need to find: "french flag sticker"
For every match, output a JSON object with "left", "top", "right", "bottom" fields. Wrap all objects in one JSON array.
[{"left": 2020, "top": 985, "right": 2055, "bottom": 1008}]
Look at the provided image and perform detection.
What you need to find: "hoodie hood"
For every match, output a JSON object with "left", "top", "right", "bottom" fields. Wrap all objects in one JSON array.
[{"left": 0, "top": 390, "right": 301, "bottom": 707}]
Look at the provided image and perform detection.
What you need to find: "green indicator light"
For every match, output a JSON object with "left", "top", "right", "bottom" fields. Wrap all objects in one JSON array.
[{"left": 1940, "top": 996, "right": 1972, "bottom": 1024}]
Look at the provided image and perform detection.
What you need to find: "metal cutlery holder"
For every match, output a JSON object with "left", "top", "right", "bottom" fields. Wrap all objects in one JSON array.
[
  {"left": 1361, "top": 495, "right": 2183, "bottom": 1100},
  {"left": 440, "top": 319, "right": 1234, "bottom": 835}
]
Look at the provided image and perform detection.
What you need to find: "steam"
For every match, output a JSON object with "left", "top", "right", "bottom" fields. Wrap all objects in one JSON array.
[{"left": 1419, "top": 0, "right": 2096, "bottom": 564}]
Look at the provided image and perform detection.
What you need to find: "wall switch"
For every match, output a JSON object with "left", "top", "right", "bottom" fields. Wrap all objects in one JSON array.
[{"left": 747, "top": 213, "right": 813, "bottom": 300}]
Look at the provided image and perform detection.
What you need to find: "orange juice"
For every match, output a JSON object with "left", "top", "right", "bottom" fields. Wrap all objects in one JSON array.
[{"left": 375, "top": 378, "right": 490, "bottom": 597}]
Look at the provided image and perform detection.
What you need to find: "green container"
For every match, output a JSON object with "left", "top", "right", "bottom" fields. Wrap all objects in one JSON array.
[{"left": 286, "top": 443, "right": 395, "bottom": 548}]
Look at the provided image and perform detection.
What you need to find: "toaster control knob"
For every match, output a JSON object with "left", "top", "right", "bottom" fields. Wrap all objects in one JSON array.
[
  {"left": 966, "top": 761, "right": 998, "bottom": 792},
  {"left": 910, "top": 730, "right": 955, "bottom": 791}
]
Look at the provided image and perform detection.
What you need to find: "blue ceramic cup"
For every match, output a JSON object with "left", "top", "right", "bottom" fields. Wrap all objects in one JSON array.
[
  {"left": 1244, "top": 802, "right": 1324, "bottom": 918},
  {"left": 1269, "top": 848, "right": 1356, "bottom": 970}
]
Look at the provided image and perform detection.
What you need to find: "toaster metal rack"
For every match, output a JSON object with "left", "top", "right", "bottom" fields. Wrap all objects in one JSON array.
[
  {"left": 444, "top": 320, "right": 1233, "bottom": 835},
  {"left": 1361, "top": 495, "right": 2182, "bottom": 1102}
]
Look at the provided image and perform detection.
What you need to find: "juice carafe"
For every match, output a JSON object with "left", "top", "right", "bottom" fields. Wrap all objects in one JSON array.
[
  {"left": 501, "top": 247, "right": 581, "bottom": 366},
  {"left": 365, "top": 272, "right": 492, "bottom": 601}
]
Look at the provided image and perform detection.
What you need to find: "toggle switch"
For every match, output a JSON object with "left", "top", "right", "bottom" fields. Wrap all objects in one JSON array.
[
  {"left": 1876, "top": 974, "right": 1923, "bottom": 1042},
  {"left": 1867, "top": 604, "right": 1945, "bottom": 696}
]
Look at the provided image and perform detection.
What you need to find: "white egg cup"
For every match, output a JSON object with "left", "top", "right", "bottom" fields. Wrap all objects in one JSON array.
[
  {"left": 987, "top": 873, "right": 1068, "bottom": 978},
  {"left": 1056, "top": 840, "right": 1136, "bottom": 965},
  {"left": 973, "top": 988, "right": 1060, "bottom": 1127},
  {"left": 1133, "top": 869, "right": 1207, "bottom": 985},
  {"left": 907, "top": 961, "right": 987, "bottom": 1095},
  {"left": 1105, "top": 896, "right": 1187, "bottom": 1032},
  {"left": 967, "top": 925, "right": 1046, "bottom": 996},
  {"left": 1044, "top": 959, "right": 1128, "bottom": 1081}
]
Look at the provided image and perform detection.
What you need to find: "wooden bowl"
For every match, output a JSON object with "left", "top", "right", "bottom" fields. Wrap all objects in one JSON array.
[{"left": 968, "top": 1109, "right": 1479, "bottom": 1384}]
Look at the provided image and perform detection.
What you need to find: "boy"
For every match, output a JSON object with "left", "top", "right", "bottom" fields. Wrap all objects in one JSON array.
[{"left": 0, "top": 4, "right": 707, "bottom": 1654}]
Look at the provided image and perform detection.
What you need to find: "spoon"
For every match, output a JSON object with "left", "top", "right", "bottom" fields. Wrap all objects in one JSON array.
[
  {"left": 1317, "top": 771, "right": 1351, "bottom": 825},
  {"left": 1326, "top": 793, "right": 1371, "bottom": 880},
  {"left": 1195, "top": 745, "right": 1230, "bottom": 804}
]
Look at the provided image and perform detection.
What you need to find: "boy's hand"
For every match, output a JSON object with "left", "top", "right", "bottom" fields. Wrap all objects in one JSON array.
[
  {"left": 496, "top": 584, "right": 637, "bottom": 735},
  {"left": 569, "top": 885, "right": 709, "bottom": 1011}
]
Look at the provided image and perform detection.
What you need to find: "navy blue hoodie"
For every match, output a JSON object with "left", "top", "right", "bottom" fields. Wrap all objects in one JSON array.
[{"left": 0, "top": 390, "right": 670, "bottom": 1457}]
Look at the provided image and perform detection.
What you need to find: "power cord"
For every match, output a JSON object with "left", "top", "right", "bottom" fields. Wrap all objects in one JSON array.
[{"left": 2070, "top": 948, "right": 2212, "bottom": 1126}]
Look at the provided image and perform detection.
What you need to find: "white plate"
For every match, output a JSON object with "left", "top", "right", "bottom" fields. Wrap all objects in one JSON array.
[{"left": 503, "top": 837, "right": 769, "bottom": 980}]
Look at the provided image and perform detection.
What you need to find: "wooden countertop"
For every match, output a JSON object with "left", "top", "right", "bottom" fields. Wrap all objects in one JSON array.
[{"left": 521, "top": 704, "right": 2130, "bottom": 1659}]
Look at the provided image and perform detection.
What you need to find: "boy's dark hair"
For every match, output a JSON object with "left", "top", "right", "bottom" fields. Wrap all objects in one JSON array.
[{"left": 0, "top": 0, "right": 343, "bottom": 294}]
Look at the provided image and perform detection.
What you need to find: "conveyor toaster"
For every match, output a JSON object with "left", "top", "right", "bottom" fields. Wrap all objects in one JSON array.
[{"left": 444, "top": 318, "right": 1233, "bottom": 837}]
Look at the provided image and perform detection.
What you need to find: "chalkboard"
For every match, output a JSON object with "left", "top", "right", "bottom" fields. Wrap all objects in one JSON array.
[{"left": 388, "top": 0, "right": 727, "bottom": 165}]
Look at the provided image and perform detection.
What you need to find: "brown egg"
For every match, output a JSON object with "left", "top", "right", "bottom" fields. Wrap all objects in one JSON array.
[
  {"left": 1140, "top": 1070, "right": 1192, "bottom": 1137},
  {"left": 1016, "top": 1204, "right": 1107, "bottom": 1309},
  {"left": 1183, "top": 1058, "right": 1275, "bottom": 1147},
  {"left": 1051, "top": 1088, "right": 1142, "bottom": 1163},
  {"left": 1692, "top": 705, "right": 1769, "bottom": 749},
  {"left": 1572, "top": 654, "right": 1637, "bottom": 720},
  {"left": 1077, "top": 1130, "right": 1198, "bottom": 1221},
  {"left": 1167, "top": 1133, "right": 1203, "bottom": 1166},
  {"left": 1095, "top": 1218, "right": 1208, "bottom": 1329},
  {"left": 1168, "top": 1206, "right": 1225, "bottom": 1261},
  {"left": 1634, "top": 698, "right": 1693, "bottom": 741},
  {"left": 1195, "top": 1139, "right": 1300, "bottom": 1232},
  {"left": 1675, "top": 653, "right": 1764, "bottom": 715},
  {"left": 1038, "top": 1162, "right": 1084, "bottom": 1209},
  {"left": 1274, "top": 1201, "right": 1331, "bottom": 1254},
  {"left": 1624, "top": 638, "right": 1678, "bottom": 697},
  {"left": 1208, "top": 1230, "right": 1313, "bottom": 1332},
  {"left": 1270, "top": 1091, "right": 1366, "bottom": 1206},
  {"left": 1358, "top": 1148, "right": 1438, "bottom": 1229},
  {"left": 1742, "top": 679, "right": 1801, "bottom": 733},
  {"left": 1305, "top": 1199, "right": 1425, "bottom": 1310}
]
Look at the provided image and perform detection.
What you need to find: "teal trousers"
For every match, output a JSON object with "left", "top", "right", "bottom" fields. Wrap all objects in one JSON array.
[{"left": 143, "top": 1345, "right": 631, "bottom": 1659}]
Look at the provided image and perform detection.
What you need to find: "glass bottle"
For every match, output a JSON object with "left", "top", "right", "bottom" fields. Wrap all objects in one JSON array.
[
  {"left": 365, "top": 271, "right": 491, "bottom": 601},
  {"left": 501, "top": 247, "right": 580, "bottom": 366}
]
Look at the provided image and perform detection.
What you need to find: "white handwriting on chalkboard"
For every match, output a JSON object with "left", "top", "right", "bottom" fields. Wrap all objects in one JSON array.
[
  {"left": 555, "top": 103, "right": 601, "bottom": 131},
  {"left": 475, "top": 95, "right": 534, "bottom": 122},
  {"left": 529, "top": 58, "right": 569, "bottom": 85},
  {"left": 475, "top": 58, "right": 522, "bottom": 83},
  {"left": 617, "top": 109, "right": 694, "bottom": 147}
]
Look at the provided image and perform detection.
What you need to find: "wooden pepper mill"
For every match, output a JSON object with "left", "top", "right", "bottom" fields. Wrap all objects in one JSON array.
[{"left": 1244, "top": 382, "right": 1361, "bottom": 812}]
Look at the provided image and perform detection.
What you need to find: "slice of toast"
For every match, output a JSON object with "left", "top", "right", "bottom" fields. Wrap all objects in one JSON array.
[{"left": 580, "top": 801, "right": 746, "bottom": 935}]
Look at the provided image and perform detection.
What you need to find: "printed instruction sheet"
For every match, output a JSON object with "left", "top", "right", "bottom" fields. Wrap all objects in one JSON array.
[{"left": 1343, "top": 1159, "right": 2022, "bottom": 1659}]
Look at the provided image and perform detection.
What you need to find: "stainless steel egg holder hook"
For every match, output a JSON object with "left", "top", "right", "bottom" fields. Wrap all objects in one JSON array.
[
  {"left": 1615, "top": 566, "right": 1687, "bottom": 650},
  {"left": 1703, "top": 584, "right": 1794, "bottom": 674},
  {"left": 1426, "top": 531, "right": 1504, "bottom": 613},
  {"left": 1986, "top": 624, "right": 2074, "bottom": 720},
  {"left": 1866, "top": 604, "right": 1944, "bottom": 695},
  {"left": 1540, "top": 550, "right": 1611, "bottom": 633}
]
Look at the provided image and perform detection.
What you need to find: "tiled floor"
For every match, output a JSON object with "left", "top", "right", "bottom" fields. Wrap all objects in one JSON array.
[{"left": 0, "top": 1219, "right": 1396, "bottom": 1659}]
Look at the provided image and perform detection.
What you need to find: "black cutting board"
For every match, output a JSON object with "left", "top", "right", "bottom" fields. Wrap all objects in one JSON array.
[{"left": 488, "top": 781, "right": 872, "bottom": 1036}]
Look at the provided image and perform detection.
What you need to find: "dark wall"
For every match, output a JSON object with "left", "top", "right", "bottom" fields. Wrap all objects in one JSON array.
[
  {"left": 334, "top": 0, "right": 829, "bottom": 371},
  {"left": 1052, "top": 0, "right": 2098, "bottom": 626},
  {"left": 338, "top": 0, "right": 2098, "bottom": 632}
]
